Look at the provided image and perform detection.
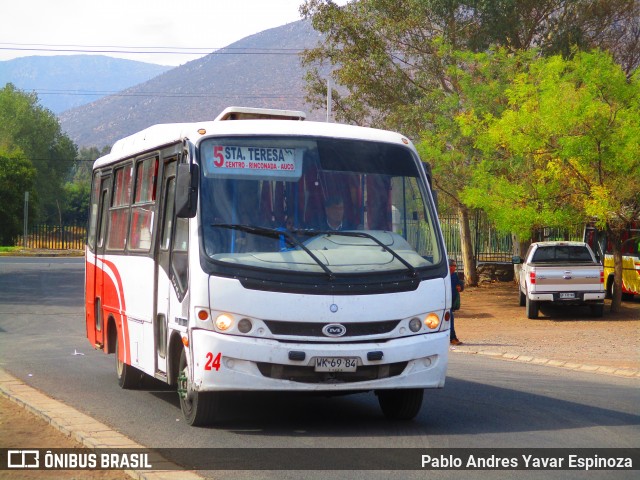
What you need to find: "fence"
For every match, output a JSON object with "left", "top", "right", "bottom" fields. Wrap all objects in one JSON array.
[
  {"left": 439, "top": 212, "right": 584, "bottom": 266},
  {"left": 17, "top": 224, "right": 86, "bottom": 250}
]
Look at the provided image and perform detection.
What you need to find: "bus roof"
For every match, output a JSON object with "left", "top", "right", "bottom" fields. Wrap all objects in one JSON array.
[
  {"left": 214, "top": 106, "right": 306, "bottom": 121},
  {"left": 93, "top": 114, "right": 415, "bottom": 169}
]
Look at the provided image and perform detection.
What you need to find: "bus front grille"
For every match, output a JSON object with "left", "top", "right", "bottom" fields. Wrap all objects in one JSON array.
[
  {"left": 263, "top": 319, "right": 400, "bottom": 337},
  {"left": 256, "top": 362, "right": 408, "bottom": 383}
]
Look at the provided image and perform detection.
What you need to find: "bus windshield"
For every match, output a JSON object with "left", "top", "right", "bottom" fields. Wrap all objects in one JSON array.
[{"left": 198, "top": 136, "right": 443, "bottom": 276}]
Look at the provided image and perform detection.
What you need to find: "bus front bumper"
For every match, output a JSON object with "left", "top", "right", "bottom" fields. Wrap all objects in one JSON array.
[{"left": 189, "top": 329, "right": 449, "bottom": 392}]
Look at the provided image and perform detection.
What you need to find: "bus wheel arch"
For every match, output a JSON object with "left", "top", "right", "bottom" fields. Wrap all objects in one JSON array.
[
  {"left": 106, "top": 315, "right": 117, "bottom": 354},
  {"left": 167, "top": 332, "right": 184, "bottom": 387}
]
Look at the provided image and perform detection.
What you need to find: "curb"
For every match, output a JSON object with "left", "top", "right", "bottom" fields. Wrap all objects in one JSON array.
[
  {"left": 450, "top": 347, "right": 640, "bottom": 378},
  {"left": 0, "top": 250, "right": 84, "bottom": 257},
  {"left": 0, "top": 368, "right": 203, "bottom": 480}
]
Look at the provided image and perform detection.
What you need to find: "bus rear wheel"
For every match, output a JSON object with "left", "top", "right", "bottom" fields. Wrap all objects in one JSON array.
[
  {"left": 376, "top": 388, "right": 424, "bottom": 420},
  {"left": 177, "top": 349, "right": 220, "bottom": 426},
  {"left": 115, "top": 334, "right": 143, "bottom": 389}
]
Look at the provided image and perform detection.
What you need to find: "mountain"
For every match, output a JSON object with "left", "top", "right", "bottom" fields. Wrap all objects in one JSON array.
[
  {"left": 59, "top": 20, "right": 327, "bottom": 149},
  {"left": 0, "top": 55, "right": 171, "bottom": 114}
]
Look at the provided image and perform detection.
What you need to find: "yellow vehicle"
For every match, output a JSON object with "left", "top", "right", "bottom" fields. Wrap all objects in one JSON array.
[{"left": 584, "top": 224, "right": 640, "bottom": 300}]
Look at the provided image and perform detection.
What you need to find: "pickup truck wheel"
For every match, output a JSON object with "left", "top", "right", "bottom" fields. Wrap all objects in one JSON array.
[
  {"left": 519, "top": 290, "right": 526, "bottom": 307},
  {"left": 525, "top": 295, "right": 539, "bottom": 319},
  {"left": 590, "top": 304, "right": 604, "bottom": 317}
]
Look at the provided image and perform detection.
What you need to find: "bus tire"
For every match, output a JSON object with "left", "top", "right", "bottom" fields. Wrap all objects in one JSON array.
[
  {"left": 178, "top": 349, "right": 220, "bottom": 426},
  {"left": 376, "top": 388, "right": 424, "bottom": 420},
  {"left": 525, "top": 295, "right": 539, "bottom": 319},
  {"left": 115, "top": 334, "right": 143, "bottom": 389}
]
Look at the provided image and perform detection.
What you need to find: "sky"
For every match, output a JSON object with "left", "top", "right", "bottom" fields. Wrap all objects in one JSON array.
[{"left": 0, "top": 0, "right": 349, "bottom": 66}]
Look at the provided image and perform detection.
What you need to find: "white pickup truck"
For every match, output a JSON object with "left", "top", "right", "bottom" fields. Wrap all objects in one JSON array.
[{"left": 513, "top": 241, "right": 605, "bottom": 318}]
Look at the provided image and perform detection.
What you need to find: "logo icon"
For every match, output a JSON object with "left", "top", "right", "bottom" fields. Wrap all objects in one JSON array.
[
  {"left": 8, "top": 450, "right": 39, "bottom": 469},
  {"left": 322, "top": 323, "right": 347, "bottom": 337}
]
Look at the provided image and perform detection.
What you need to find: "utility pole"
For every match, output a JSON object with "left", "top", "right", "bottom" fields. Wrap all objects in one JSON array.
[
  {"left": 326, "top": 77, "right": 332, "bottom": 123},
  {"left": 23, "top": 191, "right": 29, "bottom": 249}
]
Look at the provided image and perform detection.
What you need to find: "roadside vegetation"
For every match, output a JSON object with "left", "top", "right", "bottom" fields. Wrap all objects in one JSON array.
[{"left": 300, "top": 0, "right": 639, "bottom": 310}]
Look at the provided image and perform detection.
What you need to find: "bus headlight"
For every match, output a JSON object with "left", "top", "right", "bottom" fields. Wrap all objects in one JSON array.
[
  {"left": 409, "top": 317, "right": 422, "bottom": 332},
  {"left": 424, "top": 313, "right": 440, "bottom": 330},
  {"left": 215, "top": 313, "right": 234, "bottom": 331},
  {"left": 238, "top": 318, "right": 253, "bottom": 333}
]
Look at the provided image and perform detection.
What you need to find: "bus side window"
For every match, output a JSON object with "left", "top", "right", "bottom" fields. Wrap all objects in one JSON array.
[
  {"left": 161, "top": 177, "right": 176, "bottom": 251},
  {"left": 97, "top": 189, "right": 109, "bottom": 249},
  {"left": 87, "top": 172, "right": 102, "bottom": 251},
  {"left": 171, "top": 218, "right": 189, "bottom": 294},
  {"left": 129, "top": 157, "right": 158, "bottom": 252},
  {"left": 107, "top": 164, "right": 133, "bottom": 251}
]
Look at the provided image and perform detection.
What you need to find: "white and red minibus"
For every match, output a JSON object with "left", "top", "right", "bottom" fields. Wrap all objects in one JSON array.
[{"left": 85, "top": 107, "right": 450, "bottom": 425}]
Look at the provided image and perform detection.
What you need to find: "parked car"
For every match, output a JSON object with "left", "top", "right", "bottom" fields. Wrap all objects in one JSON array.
[{"left": 512, "top": 241, "right": 605, "bottom": 319}]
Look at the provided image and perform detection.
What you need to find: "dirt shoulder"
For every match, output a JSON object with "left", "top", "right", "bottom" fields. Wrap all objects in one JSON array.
[
  {"left": 0, "top": 395, "right": 132, "bottom": 480},
  {"left": 453, "top": 281, "right": 640, "bottom": 372}
]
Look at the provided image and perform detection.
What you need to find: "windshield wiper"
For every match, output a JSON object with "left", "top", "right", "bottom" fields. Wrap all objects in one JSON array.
[
  {"left": 301, "top": 230, "right": 418, "bottom": 278},
  {"left": 212, "top": 223, "right": 336, "bottom": 280}
]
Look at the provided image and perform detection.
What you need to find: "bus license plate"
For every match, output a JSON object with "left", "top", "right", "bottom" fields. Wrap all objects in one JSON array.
[
  {"left": 559, "top": 292, "right": 575, "bottom": 299},
  {"left": 314, "top": 357, "right": 358, "bottom": 372}
]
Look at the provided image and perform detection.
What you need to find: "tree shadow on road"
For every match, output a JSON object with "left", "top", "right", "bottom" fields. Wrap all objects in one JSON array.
[{"left": 144, "top": 375, "right": 639, "bottom": 444}]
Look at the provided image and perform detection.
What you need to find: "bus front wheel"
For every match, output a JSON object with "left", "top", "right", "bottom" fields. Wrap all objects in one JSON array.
[
  {"left": 376, "top": 388, "right": 424, "bottom": 420},
  {"left": 177, "top": 349, "right": 220, "bottom": 426}
]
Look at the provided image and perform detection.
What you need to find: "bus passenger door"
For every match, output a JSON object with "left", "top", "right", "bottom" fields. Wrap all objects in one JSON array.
[
  {"left": 155, "top": 160, "right": 177, "bottom": 375},
  {"left": 88, "top": 175, "right": 110, "bottom": 349}
]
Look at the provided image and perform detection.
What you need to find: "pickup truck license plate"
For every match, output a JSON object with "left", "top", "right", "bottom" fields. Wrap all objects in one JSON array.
[
  {"left": 314, "top": 357, "right": 358, "bottom": 372},
  {"left": 559, "top": 292, "right": 575, "bottom": 299}
]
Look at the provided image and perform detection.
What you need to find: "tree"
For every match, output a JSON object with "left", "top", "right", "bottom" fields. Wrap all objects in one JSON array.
[
  {"left": 300, "top": 0, "right": 638, "bottom": 285},
  {"left": 462, "top": 50, "right": 639, "bottom": 312},
  {"left": 301, "top": 1, "right": 638, "bottom": 130},
  {"left": 0, "top": 147, "right": 37, "bottom": 245},
  {"left": 60, "top": 146, "right": 110, "bottom": 225},
  {"left": 0, "top": 84, "right": 77, "bottom": 225},
  {"left": 417, "top": 47, "right": 535, "bottom": 280}
]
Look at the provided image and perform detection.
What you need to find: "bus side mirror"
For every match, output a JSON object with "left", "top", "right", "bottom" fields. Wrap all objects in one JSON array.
[
  {"left": 512, "top": 255, "right": 522, "bottom": 264},
  {"left": 176, "top": 163, "right": 199, "bottom": 218}
]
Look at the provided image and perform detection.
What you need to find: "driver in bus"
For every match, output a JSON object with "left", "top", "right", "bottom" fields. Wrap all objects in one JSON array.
[{"left": 324, "top": 195, "right": 353, "bottom": 231}]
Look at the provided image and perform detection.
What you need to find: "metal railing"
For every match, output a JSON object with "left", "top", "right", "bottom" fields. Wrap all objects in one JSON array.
[
  {"left": 439, "top": 212, "right": 583, "bottom": 266},
  {"left": 17, "top": 224, "right": 86, "bottom": 250}
]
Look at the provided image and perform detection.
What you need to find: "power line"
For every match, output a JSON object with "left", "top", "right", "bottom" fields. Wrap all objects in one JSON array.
[
  {"left": 32, "top": 89, "right": 305, "bottom": 99},
  {"left": 0, "top": 43, "right": 305, "bottom": 56}
]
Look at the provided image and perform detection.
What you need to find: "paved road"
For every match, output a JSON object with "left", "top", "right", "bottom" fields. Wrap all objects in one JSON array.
[{"left": 1, "top": 257, "right": 638, "bottom": 479}]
